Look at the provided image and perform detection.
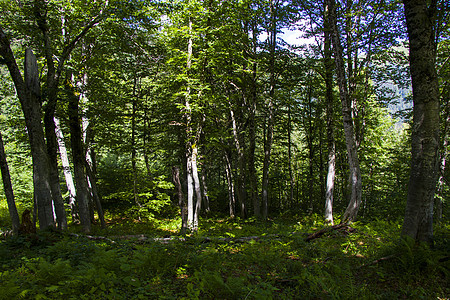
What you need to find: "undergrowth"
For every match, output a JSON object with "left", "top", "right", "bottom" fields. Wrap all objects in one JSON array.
[{"left": 0, "top": 214, "right": 448, "bottom": 299}]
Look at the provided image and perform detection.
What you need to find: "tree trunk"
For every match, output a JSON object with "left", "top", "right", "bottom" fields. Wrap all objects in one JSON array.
[
  {"left": 35, "top": 0, "right": 67, "bottom": 229},
  {"left": 85, "top": 146, "right": 106, "bottom": 228},
  {"left": 249, "top": 22, "right": 260, "bottom": 219},
  {"left": 229, "top": 102, "right": 246, "bottom": 218},
  {"left": 0, "top": 130, "right": 20, "bottom": 234},
  {"left": 184, "top": 17, "right": 198, "bottom": 232},
  {"left": 326, "top": 0, "right": 363, "bottom": 223},
  {"left": 131, "top": 77, "right": 141, "bottom": 209},
  {"left": 191, "top": 146, "right": 202, "bottom": 231},
  {"left": 67, "top": 78, "right": 91, "bottom": 233},
  {"left": 306, "top": 76, "right": 315, "bottom": 214},
  {"left": 401, "top": 0, "right": 439, "bottom": 243},
  {"left": 36, "top": 0, "right": 103, "bottom": 231},
  {"left": 42, "top": 60, "right": 67, "bottom": 229},
  {"left": 287, "top": 104, "right": 295, "bottom": 207},
  {"left": 54, "top": 117, "right": 78, "bottom": 222},
  {"left": 262, "top": 0, "right": 277, "bottom": 220},
  {"left": 44, "top": 113, "right": 67, "bottom": 229},
  {"left": 172, "top": 166, "right": 187, "bottom": 234},
  {"left": 224, "top": 151, "right": 236, "bottom": 218},
  {"left": 324, "top": 3, "right": 336, "bottom": 225},
  {"left": 186, "top": 151, "right": 195, "bottom": 230},
  {"left": 261, "top": 113, "right": 273, "bottom": 220},
  {"left": 143, "top": 111, "right": 154, "bottom": 182},
  {"left": 201, "top": 166, "right": 211, "bottom": 213},
  {"left": 0, "top": 36, "right": 55, "bottom": 230},
  {"left": 436, "top": 119, "right": 448, "bottom": 220}
]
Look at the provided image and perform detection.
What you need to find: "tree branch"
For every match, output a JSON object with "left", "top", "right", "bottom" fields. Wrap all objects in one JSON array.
[
  {"left": 56, "top": 14, "right": 103, "bottom": 80},
  {"left": 0, "top": 26, "right": 26, "bottom": 100}
]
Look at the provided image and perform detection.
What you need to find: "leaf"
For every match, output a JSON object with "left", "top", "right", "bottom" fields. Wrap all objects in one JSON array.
[
  {"left": 120, "top": 263, "right": 132, "bottom": 272},
  {"left": 123, "top": 276, "right": 141, "bottom": 287},
  {"left": 45, "top": 285, "right": 59, "bottom": 292}
]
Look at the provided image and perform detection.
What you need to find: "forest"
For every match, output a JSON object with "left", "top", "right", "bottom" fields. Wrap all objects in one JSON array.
[{"left": 0, "top": 0, "right": 449, "bottom": 298}]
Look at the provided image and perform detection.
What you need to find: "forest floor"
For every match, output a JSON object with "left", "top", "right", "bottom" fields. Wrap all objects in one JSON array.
[{"left": 0, "top": 209, "right": 449, "bottom": 299}]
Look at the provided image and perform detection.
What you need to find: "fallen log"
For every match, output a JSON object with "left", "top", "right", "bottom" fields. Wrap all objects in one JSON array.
[
  {"left": 67, "top": 233, "right": 276, "bottom": 245},
  {"left": 358, "top": 254, "right": 395, "bottom": 268},
  {"left": 305, "top": 223, "right": 356, "bottom": 242}
]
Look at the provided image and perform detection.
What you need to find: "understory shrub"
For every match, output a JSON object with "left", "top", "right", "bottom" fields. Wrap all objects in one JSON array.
[{"left": 0, "top": 215, "right": 448, "bottom": 299}]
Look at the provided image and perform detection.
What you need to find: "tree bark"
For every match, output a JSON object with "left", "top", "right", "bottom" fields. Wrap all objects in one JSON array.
[
  {"left": 54, "top": 117, "right": 78, "bottom": 222},
  {"left": 172, "top": 166, "right": 187, "bottom": 234},
  {"left": 201, "top": 166, "right": 211, "bottom": 214},
  {"left": 0, "top": 130, "right": 20, "bottom": 234},
  {"left": 249, "top": 23, "right": 260, "bottom": 218},
  {"left": 224, "top": 151, "right": 236, "bottom": 218},
  {"left": 326, "top": 0, "right": 363, "bottom": 223},
  {"left": 229, "top": 102, "right": 246, "bottom": 218},
  {"left": 186, "top": 149, "right": 195, "bottom": 230},
  {"left": 44, "top": 113, "right": 67, "bottom": 229},
  {"left": 131, "top": 77, "right": 141, "bottom": 209},
  {"left": 324, "top": 2, "right": 336, "bottom": 225},
  {"left": 184, "top": 17, "right": 200, "bottom": 232},
  {"left": 191, "top": 146, "right": 202, "bottom": 230},
  {"left": 143, "top": 112, "right": 154, "bottom": 182},
  {"left": 0, "top": 32, "right": 55, "bottom": 230},
  {"left": 436, "top": 109, "right": 449, "bottom": 220},
  {"left": 67, "top": 79, "right": 91, "bottom": 233},
  {"left": 287, "top": 104, "right": 295, "bottom": 207},
  {"left": 262, "top": 0, "right": 277, "bottom": 220},
  {"left": 305, "top": 75, "right": 315, "bottom": 213},
  {"left": 39, "top": 24, "right": 68, "bottom": 230},
  {"left": 85, "top": 146, "right": 106, "bottom": 228},
  {"left": 401, "top": 0, "right": 439, "bottom": 243}
]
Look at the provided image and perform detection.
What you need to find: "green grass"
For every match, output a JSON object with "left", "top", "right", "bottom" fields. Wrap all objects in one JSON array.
[{"left": 0, "top": 209, "right": 448, "bottom": 299}]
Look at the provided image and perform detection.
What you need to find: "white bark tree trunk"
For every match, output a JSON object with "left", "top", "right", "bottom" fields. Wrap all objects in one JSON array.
[
  {"left": 324, "top": 2, "right": 336, "bottom": 225},
  {"left": 326, "top": 0, "right": 362, "bottom": 223},
  {"left": 192, "top": 146, "right": 202, "bottom": 231},
  {"left": 185, "top": 17, "right": 198, "bottom": 232},
  {"left": 224, "top": 151, "right": 236, "bottom": 218},
  {"left": 54, "top": 117, "right": 77, "bottom": 222}
]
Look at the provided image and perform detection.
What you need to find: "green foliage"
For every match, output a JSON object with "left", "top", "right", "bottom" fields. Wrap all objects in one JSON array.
[
  {"left": 379, "top": 236, "right": 449, "bottom": 282},
  {"left": 0, "top": 200, "right": 26, "bottom": 234},
  {"left": 97, "top": 152, "right": 176, "bottom": 219},
  {"left": 0, "top": 67, "right": 33, "bottom": 207},
  {"left": 127, "top": 190, "right": 175, "bottom": 219}
]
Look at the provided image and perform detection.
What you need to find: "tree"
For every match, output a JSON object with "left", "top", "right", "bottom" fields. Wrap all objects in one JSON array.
[
  {"left": 1, "top": 0, "right": 109, "bottom": 231},
  {"left": 54, "top": 117, "right": 77, "bottom": 222},
  {"left": 173, "top": 166, "right": 188, "bottom": 233},
  {"left": 261, "top": 0, "right": 278, "bottom": 220},
  {"left": 323, "top": 0, "right": 336, "bottom": 225},
  {"left": 34, "top": 0, "right": 68, "bottom": 230},
  {"left": 0, "top": 30, "right": 56, "bottom": 229},
  {"left": 325, "top": 0, "right": 363, "bottom": 223},
  {"left": 0, "top": 129, "right": 20, "bottom": 234},
  {"left": 401, "top": 0, "right": 440, "bottom": 243},
  {"left": 165, "top": 0, "right": 207, "bottom": 231},
  {"left": 66, "top": 77, "right": 91, "bottom": 233}
]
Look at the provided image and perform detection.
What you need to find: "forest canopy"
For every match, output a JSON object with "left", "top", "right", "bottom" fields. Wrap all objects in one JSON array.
[{"left": 0, "top": 0, "right": 448, "bottom": 239}]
